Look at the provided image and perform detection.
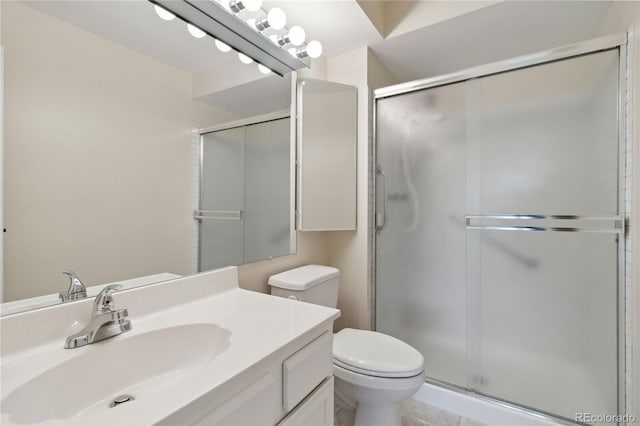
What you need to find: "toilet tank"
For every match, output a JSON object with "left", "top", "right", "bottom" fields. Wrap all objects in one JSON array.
[{"left": 268, "top": 265, "right": 340, "bottom": 308}]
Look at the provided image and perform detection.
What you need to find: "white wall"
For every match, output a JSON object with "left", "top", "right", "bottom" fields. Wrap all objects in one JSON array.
[{"left": 1, "top": 2, "right": 239, "bottom": 301}]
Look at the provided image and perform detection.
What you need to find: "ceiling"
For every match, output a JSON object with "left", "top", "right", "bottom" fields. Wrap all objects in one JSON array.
[
  {"left": 370, "top": 0, "right": 616, "bottom": 82},
  {"left": 21, "top": 0, "right": 623, "bottom": 91}
]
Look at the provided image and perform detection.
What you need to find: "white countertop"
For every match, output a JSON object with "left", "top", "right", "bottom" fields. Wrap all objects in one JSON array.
[{"left": 0, "top": 267, "right": 340, "bottom": 425}]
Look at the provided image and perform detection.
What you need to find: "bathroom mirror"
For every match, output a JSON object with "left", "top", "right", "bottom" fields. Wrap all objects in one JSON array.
[{"left": 1, "top": 0, "right": 296, "bottom": 314}]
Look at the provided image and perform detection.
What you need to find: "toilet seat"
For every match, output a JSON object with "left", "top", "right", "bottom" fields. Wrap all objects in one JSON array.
[{"left": 333, "top": 328, "right": 424, "bottom": 379}]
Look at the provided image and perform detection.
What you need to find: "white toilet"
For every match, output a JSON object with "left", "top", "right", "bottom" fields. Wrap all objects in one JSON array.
[{"left": 268, "top": 265, "right": 424, "bottom": 426}]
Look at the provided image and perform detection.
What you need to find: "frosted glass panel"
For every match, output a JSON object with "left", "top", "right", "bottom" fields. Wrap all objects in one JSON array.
[
  {"left": 375, "top": 82, "right": 468, "bottom": 387},
  {"left": 199, "top": 127, "right": 244, "bottom": 271},
  {"left": 471, "top": 230, "right": 618, "bottom": 421},
  {"left": 199, "top": 117, "right": 291, "bottom": 271},
  {"left": 468, "top": 50, "right": 619, "bottom": 216},
  {"left": 467, "top": 50, "right": 620, "bottom": 423},
  {"left": 375, "top": 47, "right": 622, "bottom": 424},
  {"left": 244, "top": 118, "right": 291, "bottom": 263}
]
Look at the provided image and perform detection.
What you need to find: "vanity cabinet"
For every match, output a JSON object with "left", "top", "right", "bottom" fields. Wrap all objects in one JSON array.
[
  {"left": 296, "top": 78, "right": 357, "bottom": 231},
  {"left": 180, "top": 327, "right": 335, "bottom": 426},
  {"left": 278, "top": 377, "right": 334, "bottom": 426}
]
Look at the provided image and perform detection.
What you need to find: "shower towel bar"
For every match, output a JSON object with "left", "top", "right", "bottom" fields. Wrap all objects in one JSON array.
[{"left": 465, "top": 214, "right": 622, "bottom": 233}]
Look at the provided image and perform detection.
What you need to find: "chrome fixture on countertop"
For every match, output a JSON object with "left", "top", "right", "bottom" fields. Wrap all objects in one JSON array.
[{"left": 64, "top": 284, "right": 132, "bottom": 349}]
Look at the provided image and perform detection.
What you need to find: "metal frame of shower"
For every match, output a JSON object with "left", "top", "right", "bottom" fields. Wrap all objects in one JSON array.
[{"left": 371, "top": 33, "right": 630, "bottom": 425}]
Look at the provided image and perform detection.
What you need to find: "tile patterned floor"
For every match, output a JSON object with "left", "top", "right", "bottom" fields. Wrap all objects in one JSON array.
[{"left": 401, "top": 398, "right": 488, "bottom": 426}]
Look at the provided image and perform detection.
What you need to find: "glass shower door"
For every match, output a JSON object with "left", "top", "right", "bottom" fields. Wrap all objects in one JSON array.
[
  {"left": 375, "top": 46, "right": 622, "bottom": 423},
  {"left": 375, "top": 81, "right": 469, "bottom": 387},
  {"left": 466, "top": 49, "right": 620, "bottom": 421},
  {"left": 199, "top": 127, "right": 245, "bottom": 271},
  {"left": 244, "top": 118, "right": 291, "bottom": 263}
]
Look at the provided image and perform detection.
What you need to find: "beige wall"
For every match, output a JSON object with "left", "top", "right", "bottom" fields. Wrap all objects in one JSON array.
[
  {"left": 1, "top": 2, "right": 240, "bottom": 301},
  {"left": 321, "top": 47, "right": 398, "bottom": 331},
  {"left": 237, "top": 232, "right": 329, "bottom": 294}
]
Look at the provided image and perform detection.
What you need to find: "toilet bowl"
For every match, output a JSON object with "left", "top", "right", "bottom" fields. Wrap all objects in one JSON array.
[
  {"left": 332, "top": 328, "right": 424, "bottom": 426},
  {"left": 268, "top": 265, "right": 425, "bottom": 426}
]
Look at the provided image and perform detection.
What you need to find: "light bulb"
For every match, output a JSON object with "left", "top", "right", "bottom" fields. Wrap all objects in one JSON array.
[
  {"left": 267, "top": 8, "right": 286, "bottom": 30},
  {"left": 154, "top": 5, "right": 175, "bottom": 21},
  {"left": 238, "top": 53, "right": 253, "bottom": 64},
  {"left": 306, "top": 40, "right": 322, "bottom": 58},
  {"left": 243, "top": 0, "right": 263, "bottom": 12},
  {"left": 215, "top": 39, "right": 232, "bottom": 52},
  {"left": 187, "top": 24, "right": 206, "bottom": 39},
  {"left": 288, "top": 26, "right": 305, "bottom": 46},
  {"left": 258, "top": 64, "right": 272, "bottom": 74}
]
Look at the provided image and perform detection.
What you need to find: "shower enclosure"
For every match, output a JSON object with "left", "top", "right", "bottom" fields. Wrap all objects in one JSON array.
[
  {"left": 374, "top": 36, "right": 627, "bottom": 424},
  {"left": 198, "top": 116, "right": 292, "bottom": 271}
]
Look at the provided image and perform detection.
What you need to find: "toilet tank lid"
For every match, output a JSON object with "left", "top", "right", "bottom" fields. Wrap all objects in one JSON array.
[{"left": 268, "top": 265, "right": 340, "bottom": 290}]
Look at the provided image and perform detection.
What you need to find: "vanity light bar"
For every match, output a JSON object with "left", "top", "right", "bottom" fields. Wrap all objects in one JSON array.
[{"left": 149, "top": 0, "right": 309, "bottom": 76}]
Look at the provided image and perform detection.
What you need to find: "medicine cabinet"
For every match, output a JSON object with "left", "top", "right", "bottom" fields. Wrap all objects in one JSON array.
[{"left": 296, "top": 79, "right": 357, "bottom": 231}]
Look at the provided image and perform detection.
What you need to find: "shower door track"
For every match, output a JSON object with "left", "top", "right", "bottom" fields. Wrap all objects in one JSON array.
[
  {"left": 371, "top": 32, "right": 630, "bottom": 423},
  {"left": 424, "top": 378, "right": 591, "bottom": 426}
]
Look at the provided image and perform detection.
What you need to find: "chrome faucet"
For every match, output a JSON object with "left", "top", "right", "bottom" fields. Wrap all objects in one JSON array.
[
  {"left": 64, "top": 284, "right": 132, "bottom": 349},
  {"left": 59, "top": 270, "right": 87, "bottom": 302}
]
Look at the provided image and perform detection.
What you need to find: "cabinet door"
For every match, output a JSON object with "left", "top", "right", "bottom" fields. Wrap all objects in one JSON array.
[
  {"left": 297, "top": 79, "right": 357, "bottom": 231},
  {"left": 278, "top": 377, "right": 334, "bottom": 426}
]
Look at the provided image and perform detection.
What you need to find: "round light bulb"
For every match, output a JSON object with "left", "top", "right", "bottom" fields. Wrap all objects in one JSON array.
[
  {"left": 187, "top": 24, "right": 206, "bottom": 39},
  {"left": 238, "top": 53, "right": 253, "bottom": 64},
  {"left": 288, "top": 26, "right": 305, "bottom": 46},
  {"left": 243, "top": 0, "right": 263, "bottom": 12},
  {"left": 154, "top": 5, "right": 176, "bottom": 21},
  {"left": 215, "top": 39, "right": 232, "bottom": 52},
  {"left": 258, "top": 64, "right": 272, "bottom": 74},
  {"left": 267, "top": 8, "right": 286, "bottom": 30},
  {"left": 306, "top": 40, "right": 322, "bottom": 58}
]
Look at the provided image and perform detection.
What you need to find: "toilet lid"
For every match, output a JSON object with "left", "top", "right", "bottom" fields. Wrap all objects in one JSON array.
[{"left": 333, "top": 328, "right": 424, "bottom": 378}]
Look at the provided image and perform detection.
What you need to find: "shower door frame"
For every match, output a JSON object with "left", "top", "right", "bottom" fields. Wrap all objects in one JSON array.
[{"left": 371, "top": 33, "right": 629, "bottom": 423}]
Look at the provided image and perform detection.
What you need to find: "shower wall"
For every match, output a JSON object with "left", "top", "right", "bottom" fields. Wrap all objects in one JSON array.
[{"left": 375, "top": 47, "right": 622, "bottom": 424}]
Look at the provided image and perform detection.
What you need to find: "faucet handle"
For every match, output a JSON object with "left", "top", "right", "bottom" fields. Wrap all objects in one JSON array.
[
  {"left": 93, "top": 284, "right": 123, "bottom": 314},
  {"left": 62, "top": 270, "right": 87, "bottom": 301}
]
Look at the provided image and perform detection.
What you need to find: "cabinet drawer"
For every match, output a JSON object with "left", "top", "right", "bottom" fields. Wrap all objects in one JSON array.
[{"left": 282, "top": 331, "right": 333, "bottom": 411}]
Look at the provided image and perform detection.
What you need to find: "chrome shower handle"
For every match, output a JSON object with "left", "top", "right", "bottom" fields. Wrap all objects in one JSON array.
[{"left": 376, "top": 167, "right": 388, "bottom": 230}]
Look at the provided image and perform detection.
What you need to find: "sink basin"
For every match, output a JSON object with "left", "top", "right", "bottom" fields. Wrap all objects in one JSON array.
[{"left": 2, "top": 323, "right": 230, "bottom": 424}]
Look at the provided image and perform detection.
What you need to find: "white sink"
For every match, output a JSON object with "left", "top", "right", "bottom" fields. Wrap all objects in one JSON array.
[
  {"left": 2, "top": 323, "right": 230, "bottom": 424},
  {"left": 0, "top": 267, "right": 339, "bottom": 425}
]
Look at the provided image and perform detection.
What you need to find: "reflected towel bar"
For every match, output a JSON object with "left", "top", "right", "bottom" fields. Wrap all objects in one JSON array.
[{"left": 193, "top": 210, "right": 243, "bottom": 220}]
